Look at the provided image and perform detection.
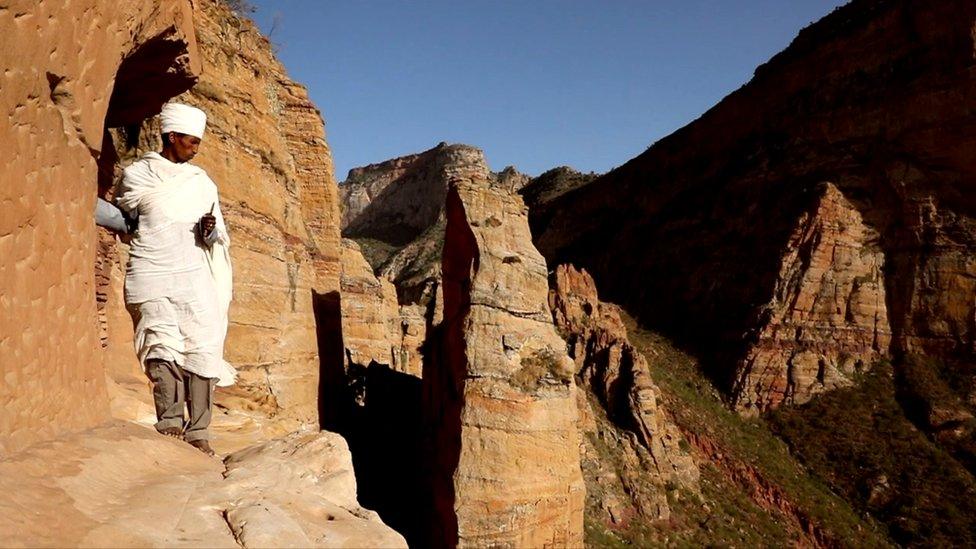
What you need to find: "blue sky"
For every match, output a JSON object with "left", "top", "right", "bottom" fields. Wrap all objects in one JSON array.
[{"left": 249, "top": 1, "right": 847, "bottom": 181}]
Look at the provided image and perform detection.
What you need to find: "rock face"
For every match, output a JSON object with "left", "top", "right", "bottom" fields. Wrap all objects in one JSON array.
[
  {"left": 340, "top": 142, "right": 488, "bottom": 246},
  {"left": 0, "top": 422, "right": 406, "bottom": 548},
  {"left": 549, "top": 265, "right": 699, "bottom": 523},
  {"left": 0, "top": 0, "right": 200, "bottom": 453},
  {"left": 427, "top": 175, "right": 585, "bottom": 547},
  {"left": 96, "top": 0, "right": 343, "bottom": 428},
  {"left": 732, "top": 183, "right": 891, "bottom": 411},
  {"left": 338, "top": 239, "right": 414, "bottom": 376},
  {"left": 338, "top": 144, "right": 539, "bottom": 383},
  {"left": 532, "top": 0, "right": 976, "bottom": 412},
  {"left": 337, "top": 143, "right": 490, "bottom": 385}
]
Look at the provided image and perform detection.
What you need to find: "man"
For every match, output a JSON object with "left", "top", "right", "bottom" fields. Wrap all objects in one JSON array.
[{"left": 116, "top": 102, "right": 236, "bottom": 457}]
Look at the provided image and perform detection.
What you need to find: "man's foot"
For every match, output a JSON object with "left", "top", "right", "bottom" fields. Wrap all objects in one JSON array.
[
  {"left": 159, "top": 426, "right": 183, "bottom": 439},
  {"left": 187, "top": 439, "right": 217, "bottom": 457}
]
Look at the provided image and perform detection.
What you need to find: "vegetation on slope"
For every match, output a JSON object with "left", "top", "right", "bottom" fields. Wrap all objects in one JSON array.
[
  {"left": 769, "top": 364, "right": 976, "bottom": 547},
  {"left": 598, "top": 314, "right": 892, "bottom": 547}
]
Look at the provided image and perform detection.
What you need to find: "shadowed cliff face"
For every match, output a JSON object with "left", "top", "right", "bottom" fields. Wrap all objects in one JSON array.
[{"left": 532, "top": 0, "right": 976, "bottom": 413}]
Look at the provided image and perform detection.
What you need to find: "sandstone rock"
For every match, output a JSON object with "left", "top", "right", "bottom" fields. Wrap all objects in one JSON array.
[
  {"left": 0, "top": 0, "right": 200, "bottom": 454},
  {"left": 0, "top": 422, "right": 405, "bottom": 548},
  {"left": 339, "top": 239, "right": 401, "bottom": 373},
  {"left": 531, "top": 0, "right": 976, "bottom": 411},
  {"left": 338, "top": 144, "right": 501, "bottom": 388},
  {"left": 427, "top": 175, "right": 585, "bottom": 547},
  {"left": 549, "top": 264, "right": 700, "bottom": 522},
  {"left": 493, "top": 165, "right": 532, "bottom": 193},
  {"left": 732, "top": 183, "right": 891, "bottom": 412},
  {"left": 339, "top": 142, "right": 489, "bottom": 246}
]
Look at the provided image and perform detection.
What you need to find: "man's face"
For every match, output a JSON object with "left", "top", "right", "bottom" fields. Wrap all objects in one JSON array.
[{"left": 167, "top": 132, "right": 202, "bottom": 162}]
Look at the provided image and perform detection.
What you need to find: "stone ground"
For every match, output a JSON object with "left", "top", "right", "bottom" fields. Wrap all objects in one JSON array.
[{"left": 0, "top": 372, "right": 406, "bottom": 548}]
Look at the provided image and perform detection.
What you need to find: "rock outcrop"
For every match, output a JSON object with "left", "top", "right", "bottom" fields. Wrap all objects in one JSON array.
[
  {"left": 532, "top": 0, "right": 976, "bottom": 412},
  {"left": 732, "top": 183, "right": 891, "bottom": 411},
  {"left": 336, "top": 143, "right": 488, "bottom": 387},
  {"left": 2, "top": 2, "right": 408, "bottom": 546},
  {"left": 0, "top": 421, "right": 405, "bottom": 547},
  {"left": 339, "top": 142, "right": 489, "bottom": 247},
  {"left": 426, "top": 175, "right": 585, "bottom": 547},
  {"left": 549, "top": 265, "right": 699, "bottom": 524},
  {"left": 96, "top": 0, "right": 343, "bottom": 428},
  {"left": 337, "top": 144, "right": 547, "bottom": 384},
  {"left": 338, "top": 239, "right": 416, "bottom": 377},
  {"left": 0, "top": 0, "right": 200, "bottom": 454}
]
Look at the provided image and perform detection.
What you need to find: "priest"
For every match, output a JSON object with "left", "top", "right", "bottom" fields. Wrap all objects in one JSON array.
[{"left": 116, "top": 102, "right": 235, "bottom": 457}]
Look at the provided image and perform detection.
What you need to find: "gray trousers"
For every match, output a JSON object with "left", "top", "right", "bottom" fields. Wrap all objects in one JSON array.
[{"left": 146, "top": 359, "right": 216, "bottom": 442}]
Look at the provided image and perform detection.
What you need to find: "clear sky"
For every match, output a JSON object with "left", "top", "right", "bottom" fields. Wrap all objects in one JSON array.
[{"left": 249, "top": 0, "right": 847, "bottom": 181}]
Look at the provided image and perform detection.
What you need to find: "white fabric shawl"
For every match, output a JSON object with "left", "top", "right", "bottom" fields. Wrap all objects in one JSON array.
[{"left": 117, "top": 152, "right": 236, "bottom": 386}]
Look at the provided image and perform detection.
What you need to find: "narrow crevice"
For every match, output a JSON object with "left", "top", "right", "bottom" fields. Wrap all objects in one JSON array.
[{"left": 221, "top": 508, "right": 245, "bottom": 548}]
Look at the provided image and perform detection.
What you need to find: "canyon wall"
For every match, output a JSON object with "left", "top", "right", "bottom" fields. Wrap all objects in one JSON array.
[
  {"left": 0, "top": 0, "right": 200, "bottom": 454},
  {"left": 427, "top": 175, "right": 585, "bottom": 547},
  {"left": 550, "top": 265, "right": 699, "bottom": 525},
  {"left": 533, "top": 0, "right": 976, "bottom": 412},
  {"left": 97, "top": 0, "right": 343, "bottom": 429},
  {"left": 337, "top": 143, "right": 489, "bottom": 384}
]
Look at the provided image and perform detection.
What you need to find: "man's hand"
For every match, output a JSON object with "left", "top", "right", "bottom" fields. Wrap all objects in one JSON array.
[{"left": 199, "top": 203, "right": 217, "bottom": 239}]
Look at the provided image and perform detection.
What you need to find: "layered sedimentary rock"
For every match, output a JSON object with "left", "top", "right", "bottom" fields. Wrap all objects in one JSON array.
[
  {"left": 97, "top": 0, "right": 342, "bottom": 427},
  {"left": 338, "top": 239, "right": 413, "bottom": 376},
  {"left": 494, "top": 165, "right": 532, "bottom": 193},
  {"left": 340, "top": 142, "right": 489, "bottom": 246},
  {"left": 733, "top": 183, "right": 891, "bottom": 411},
  {"left": 427, "top": 175, "right": 585, "bottom": 547},
  {"left": 0, "top": 0, "right": 200, "bottom": 453},
  {"left": 550, "top": 265, "right": 699, "bottom": 523},
  {"left": 338, "top": 143, "right": 491, "bottom": 383},
  {"left": 533, "top": 0, "right": 976, "bottom": 411}
]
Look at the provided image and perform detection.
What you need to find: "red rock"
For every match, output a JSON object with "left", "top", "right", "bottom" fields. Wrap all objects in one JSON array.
[
  {"left": 531, "top": 0, "right": 976, "bottom": 410},
  {"left": 550, "top": 264, "right": 700, "bottom": 521}
]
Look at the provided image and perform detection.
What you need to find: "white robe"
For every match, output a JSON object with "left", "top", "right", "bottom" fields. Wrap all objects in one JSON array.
[{"left": 116, "top": 152, "right": 236, "bottom": 386}]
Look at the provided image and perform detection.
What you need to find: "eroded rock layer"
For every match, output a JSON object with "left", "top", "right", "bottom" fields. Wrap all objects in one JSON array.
[
  {"left": 533, "top": 0, "right": 976, "bottom": 411},
  {"left": 733, "top": 183, "right": 891, "bottom": 411},
  {"left": 427, "top": 176, "right": 585, "bottom": 547},
  {"left": 338, "top": 239, "right": 408, "bottom": 375},
  {"left": 0, "top": 0, "right": 200, "bottom": 453},
  {"left": 339, "top": 142, "right": 488, "bottom": 246},
  {"left": 0, "top": 422, "right": 406, "bottom": 547},
  {"left": 550, "top": 265, "right": 699, "bottom": 524}
]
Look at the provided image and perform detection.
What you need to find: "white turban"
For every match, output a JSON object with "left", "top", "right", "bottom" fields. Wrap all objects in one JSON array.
[{"left": 160, "top": 103, "right": 207, "bottom": 139}]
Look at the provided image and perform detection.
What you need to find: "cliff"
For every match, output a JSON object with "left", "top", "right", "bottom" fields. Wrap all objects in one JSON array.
[
  {"left": 532, "top": 0, "right": 976, "bottom": 415},
  {"left": 0, "top": 1, "right": 404, "bottom": 546},
  {"left": 529, "top": 0, "right": 976, "bottom": 542},
  {"left": 0, "top": 0, "right": 200, "bottom": 454},
  {"left": 427, "top": 173, "right": 585, "bottom": 547},
  {"left": 549, "top": 265, "right": 699, "bottom": 527}
]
